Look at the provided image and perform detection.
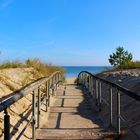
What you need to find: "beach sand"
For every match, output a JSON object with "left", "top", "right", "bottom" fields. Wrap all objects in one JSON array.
[{"left": 66, "top": 77, "right": 76, "bottom": 84}]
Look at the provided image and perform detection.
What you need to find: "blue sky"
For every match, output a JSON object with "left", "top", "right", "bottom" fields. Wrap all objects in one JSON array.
[{"left": 0, "top": 0, "right": 140, "bottom": 66}]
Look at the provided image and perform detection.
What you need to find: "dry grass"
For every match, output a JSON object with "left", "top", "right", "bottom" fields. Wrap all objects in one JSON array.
[
  {"left": 0, "top": 60, "right": 26, "bottom": 69},
  {"left": 25, "top": 58, "right": 65, "bottom": 76},
  {"left": 0, "top": 58, "right": 65, "bottom": 77}
]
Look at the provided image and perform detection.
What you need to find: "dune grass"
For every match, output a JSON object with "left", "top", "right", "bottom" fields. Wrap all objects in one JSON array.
[
  {"left": 0, "top": 58, "right": 65, "bottom": 77},
  {"left": 25, "top": 58, "right": 65, "bottom": 76},
  {"left": 118, "top": 61, "right": 140, "bottom": 69},
  {"left": 99, "top": 61, "right": 140, "bottom": 74},
  {"left": 0, "top": 60, "right": 26, "bottom": 69}
]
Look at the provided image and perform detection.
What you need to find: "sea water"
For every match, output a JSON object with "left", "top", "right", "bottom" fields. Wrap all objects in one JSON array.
[{"left": 62, "top": 66, "right": 112, "bottom": 77}]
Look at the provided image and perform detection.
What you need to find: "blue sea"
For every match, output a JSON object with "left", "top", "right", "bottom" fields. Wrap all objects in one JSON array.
[{"left": 62, "top": 66, "right": 112, "bottom": 77}]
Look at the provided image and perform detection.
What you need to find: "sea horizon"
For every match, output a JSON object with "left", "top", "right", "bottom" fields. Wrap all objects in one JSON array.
[
  {"left": 61, "top": 65, "right": 111, "bottom": 67},
  {"left": 61, "top": 66, "right": 112, "bottom": 78}
]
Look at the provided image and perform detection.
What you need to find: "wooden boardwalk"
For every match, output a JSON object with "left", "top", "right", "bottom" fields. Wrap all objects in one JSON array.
[{"left": 36, "top": 78, "right": 106, "bottom": 140}]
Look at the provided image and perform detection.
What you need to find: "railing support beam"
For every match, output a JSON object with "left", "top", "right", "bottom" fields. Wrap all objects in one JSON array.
[
  {"left": 109, "top": 87, "right": 113, "bottom": 127},
  {"left": 54, "top": 75, "right": 57, "bottom": 96},
  {"left": 48, "top": 80, "right": 50, "bottom": 107},
  {"left": 4, "top": 109, "right": 10, "bottom": 140},
  {"left": 32, "top": 91, "right": 36, "bottom": 140},
  {"left": 37, "top": 85, "right": 41, "bottom": 128},
  {"left": 98, "top": 81, "right": 102, "bottom": 112},
  {"left": 117, "top": 91, "right": 121, "bottom": 137},
  {"left": 95, "top": 80, "right": 98, "bottom": 106},
  {"left": 46, "top": 81, "right": 49, "bottom": 112}
]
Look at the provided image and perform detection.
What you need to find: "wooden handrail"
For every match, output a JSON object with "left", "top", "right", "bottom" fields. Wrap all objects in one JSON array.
[
  {"left": 78, "top": 71, "right": 140, "bottom": 101},
  {"left": 0, "top": 71, "right": 62, "bottom": 112},
  {"left": 0, "top": 71, "right": 63, "bottom": 140},
  {"left": 78, "top": 71, "right": 140, "bottom": 139}
]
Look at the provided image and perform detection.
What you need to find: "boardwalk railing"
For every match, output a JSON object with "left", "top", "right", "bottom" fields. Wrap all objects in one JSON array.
[
  {"left": 0, "top": 71, "right": 63, "bottom": 140},
  {"left": 78, "top": 71, "right": 140, "bottom": 139}
]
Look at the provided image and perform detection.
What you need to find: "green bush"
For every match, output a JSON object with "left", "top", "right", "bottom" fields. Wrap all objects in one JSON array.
[
  {"left": 109, "top": 47, "right": 133, "bottom": 68},
  {"left": 108, "top": 47, "right": 140, "bottom": 70}
]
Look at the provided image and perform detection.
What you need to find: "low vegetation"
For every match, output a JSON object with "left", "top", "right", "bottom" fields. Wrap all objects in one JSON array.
[
  {"left": 25, "top": 58, "right": 65, "bottom": 76},
  {"left": 118, "top": 61, "right": 140, "bottom": 69},
  {"left": 0, "top": 60, "right": 26, "bottom": 69},
  {"left": 0, "top": 58, "right": 65, "bottom": 77}
]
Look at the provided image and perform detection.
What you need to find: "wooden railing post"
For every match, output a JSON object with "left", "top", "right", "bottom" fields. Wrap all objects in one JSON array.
[
  {"left": 109, "top": 86, "right": 113, "bottom": 127},
  {"left": 91, "top": 76, "right": 92, "bottom": 94},
  {"left": 55, "top": 75, "right": 57, "bottom": 96},
  {"left": 4, "top": 109, "right": 10, "bottom": 140},
  {"left": 37, "top": 85, "right": 41, "bottom": 128},
  {"left": 91, "top": 77, "right": 93, "bottom": 96},
  {"left": 117, "top": 90, "right": 121, "bottom": 137},
  {"left": 83, "top": 74, "right": 85, "bottom": 87},
  {"left": 46, "top": 81, "right": 48, "bottom": 112},
  {"left": 80, "top": 73, "right": 82, "bottom": 84},
  {"left": 58, "top": 73, "right": 60, "bottom": 87},
  {"left": 90, "top": 76, "right": 92, "bottom": 94},
  {"left": 84, "top": 74, "right": 86, "bottom": 88},
  {"left": 55, "top": 74, "right": 58, "bottom": 91},
  {"left": 95, "top": 80, "right": 98, "bottom": 106},
  {"left": 98, "top": 81, "right": 102, "bottom": 112},
  {"left": 48, "top": 80, "right": 50, "bottom": 107},
  {"left": 85, "top": 74, "right": 87, "bottom": 89},
  {"left": 88, "top": 76, "right": 90, "bottom": 92},
  {"left": 52, "top": 77, "right": 55, "bottom": 96},
  {"left": 32, "top": 90, "right": 36, "bottom": 140},
  {"left": 82, "top": 73, "right": 84, "bottom": 85}
]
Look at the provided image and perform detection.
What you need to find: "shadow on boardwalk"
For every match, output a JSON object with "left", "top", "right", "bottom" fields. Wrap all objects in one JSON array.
[
  {"left": 53, "top": 84, "right": 104, "bottom": 129},
  {"left": 36, "top": 83, "right": 114, "bottom": 139}
]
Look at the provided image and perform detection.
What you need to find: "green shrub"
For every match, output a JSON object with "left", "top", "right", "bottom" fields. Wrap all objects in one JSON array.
[{"left": 109, "top": 47, "right": 133, "bottom": 68}]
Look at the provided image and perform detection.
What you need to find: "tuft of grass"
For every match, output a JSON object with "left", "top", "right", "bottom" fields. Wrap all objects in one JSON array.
[
  {"left": 25, "top": 58, "right": 65, "bottom": 76},
  {"left": 0, "top": 60, "right": 26, "bottom": 69}
]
